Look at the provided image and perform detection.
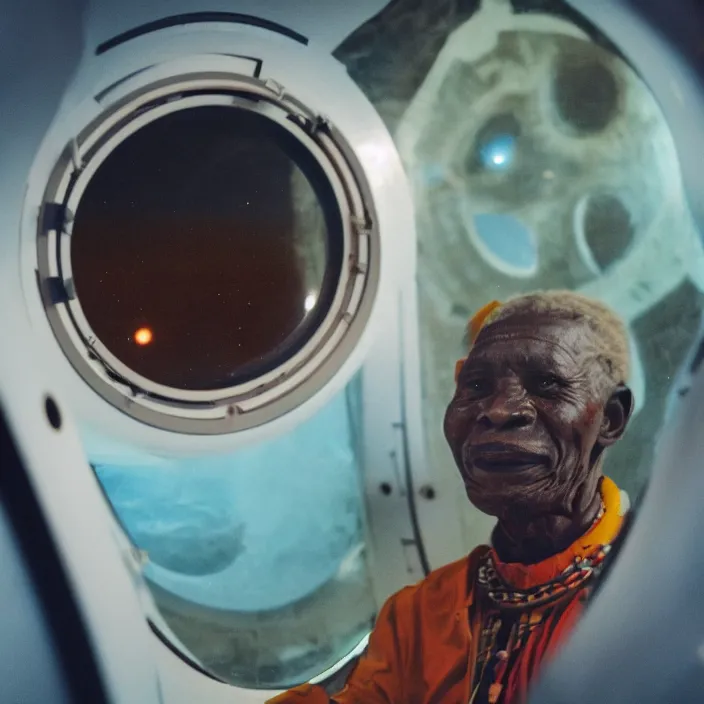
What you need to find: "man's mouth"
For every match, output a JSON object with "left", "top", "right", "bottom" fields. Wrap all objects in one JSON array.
[{"left": 467, "top": 443, "right": 549, "bottom": 474}]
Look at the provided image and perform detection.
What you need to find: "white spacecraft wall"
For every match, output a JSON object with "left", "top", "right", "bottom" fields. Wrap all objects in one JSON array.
[
  {"left": 85, "top": 0, "right": 390, "bottom": 55},
  {"left": 4, "top": 0, "right": 704, "bottom": 702},
  {"left": 2, "top": 0, "right": 435, "bottom": 700}
]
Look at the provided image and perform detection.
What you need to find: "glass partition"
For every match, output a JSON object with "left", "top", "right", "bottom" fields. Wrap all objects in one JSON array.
[
  {"left": 93, "top": 377, "right": 376, "bottom": 688},
  {"left": 336, "top": 0, "right": 704, "bottom": 550}
]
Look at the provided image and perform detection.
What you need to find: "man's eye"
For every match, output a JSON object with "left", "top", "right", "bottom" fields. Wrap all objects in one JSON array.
[
  {"left": 464, "top": 378, "right": 490, "bottom": 394},
  {"left": 533, "top": 374, "right": 561, "bottom": 391}
]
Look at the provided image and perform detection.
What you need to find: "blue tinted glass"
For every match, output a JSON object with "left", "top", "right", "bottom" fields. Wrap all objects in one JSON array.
[
  {"left": 93, "top": 377, "right": 375, "bottom": 688},
  {"left": 473, "top": 213, "right": 537, "bottom": 273}
]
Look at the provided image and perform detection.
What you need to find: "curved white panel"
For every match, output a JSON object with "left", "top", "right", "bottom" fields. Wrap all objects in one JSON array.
[
  {"left": 16, "top": 24, "right": 412, "bottom": 458},
  {"left": 84, "top": 0, "right": 391, "bottom": 54},
  {"left": 0, "top": 287, "right": 161, "bottom": 704}
]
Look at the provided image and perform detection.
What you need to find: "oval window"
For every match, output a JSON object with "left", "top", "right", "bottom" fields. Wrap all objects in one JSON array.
[{"left": 93, "top": 376, "right": 376, "bottom": 689}]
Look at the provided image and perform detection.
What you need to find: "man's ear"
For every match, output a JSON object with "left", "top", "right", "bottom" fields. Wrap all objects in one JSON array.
[{"left": 599, "top": 384, "right": 634, "bottom": 446}]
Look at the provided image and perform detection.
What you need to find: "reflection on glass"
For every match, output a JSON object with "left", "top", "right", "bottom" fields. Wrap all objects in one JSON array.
[
  {"left": 71, "top": 106, "right": 334, "bottom": 391},
  {"left": 472, "top": 114, "right": 521, "bottom": 173},
  {"left": 336, "top": 0, "right": 704, "bottom": 549},
  {"left": 94, "top": 377, "right": 376, "bottom": 688}
]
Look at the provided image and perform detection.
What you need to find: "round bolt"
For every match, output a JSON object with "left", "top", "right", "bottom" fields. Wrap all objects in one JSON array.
[
  {"left": 419, "top": 485, "right": 436, "bottom": 500},
  {"left": 379, "top": 482, "right": 393, "bottom": 496}
]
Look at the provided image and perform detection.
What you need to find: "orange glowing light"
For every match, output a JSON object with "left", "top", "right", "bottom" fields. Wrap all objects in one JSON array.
[{"left": 133, "top": 327, "right": 153, "bottom": 346}]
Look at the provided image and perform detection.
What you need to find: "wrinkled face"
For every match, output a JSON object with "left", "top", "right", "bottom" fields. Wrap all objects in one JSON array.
[{"left": 444, "top": 313, "right": 620, "bottom": 520}]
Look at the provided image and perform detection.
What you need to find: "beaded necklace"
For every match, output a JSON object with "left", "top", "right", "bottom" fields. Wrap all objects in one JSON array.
[{"left": 469, "top": 504, "right": 611, "bottom": 703}]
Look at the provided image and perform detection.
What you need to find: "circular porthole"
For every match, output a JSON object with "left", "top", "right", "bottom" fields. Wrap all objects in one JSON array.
[
  {"left": 551, "top": 50, "right": 621, "bottom": 135},
  {"left": 37, "top": 73, "right": 378, "bottom": 434},
  {"left": 574, "top": 192, "right": 635, "bottom": 274}
]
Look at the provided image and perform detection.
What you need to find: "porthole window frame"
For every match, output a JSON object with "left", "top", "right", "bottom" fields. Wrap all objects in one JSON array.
[{"left": 36, "top": 71, "right": 380, "bottom": 435}]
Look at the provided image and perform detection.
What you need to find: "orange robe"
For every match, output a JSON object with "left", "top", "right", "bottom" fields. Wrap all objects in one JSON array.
[{"left": 268, "top": 477, "right": 624, "bottom": 704}]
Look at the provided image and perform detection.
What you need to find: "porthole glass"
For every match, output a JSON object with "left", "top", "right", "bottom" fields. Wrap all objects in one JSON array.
[{"left": 71, "top": 106, "right": 336, "bottom": 391}]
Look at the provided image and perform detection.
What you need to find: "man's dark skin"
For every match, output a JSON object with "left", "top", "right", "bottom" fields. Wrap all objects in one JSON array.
[{"left": 444, "top": 309, "right": 634, "bottom": 565}]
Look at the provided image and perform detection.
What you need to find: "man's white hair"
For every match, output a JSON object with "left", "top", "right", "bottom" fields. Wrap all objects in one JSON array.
[{"left": 473, "top": 290, "right": 630, "bottom": 391}]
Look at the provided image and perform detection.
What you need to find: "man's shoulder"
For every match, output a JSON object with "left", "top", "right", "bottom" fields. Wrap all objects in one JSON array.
[{"left": 385, "top": 544, "right": 491, "bottom": 613}]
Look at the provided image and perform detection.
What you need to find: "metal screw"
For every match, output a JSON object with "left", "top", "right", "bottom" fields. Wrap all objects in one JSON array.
[{"left": 419, "top": 485, "right": 436, "bottom": 500}]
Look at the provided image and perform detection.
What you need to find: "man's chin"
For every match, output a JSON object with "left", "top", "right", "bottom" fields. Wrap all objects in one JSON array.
[
  {"left": 463, "top": 468, "right": 549, "bottom": 516},
  {"left": 465, "top": 488, "right": 536, "bottom": 520}
]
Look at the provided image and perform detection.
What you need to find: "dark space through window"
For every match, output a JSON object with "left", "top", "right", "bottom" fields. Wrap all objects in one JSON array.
[{"left": 71, "top": 105, "right": 341, "bottom": 391}]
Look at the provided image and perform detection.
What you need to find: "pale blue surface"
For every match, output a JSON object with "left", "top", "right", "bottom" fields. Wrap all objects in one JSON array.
[
  {"left": 95, "top": 382, "right": 365, "bottom": 612},
  {"left": 473, "top": 212, "right": 538, "bottom": 272}
]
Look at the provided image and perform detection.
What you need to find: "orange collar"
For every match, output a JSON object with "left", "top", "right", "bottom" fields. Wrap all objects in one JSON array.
[{"left": 489, "top": 476, "right": 624, "bottom": 591}]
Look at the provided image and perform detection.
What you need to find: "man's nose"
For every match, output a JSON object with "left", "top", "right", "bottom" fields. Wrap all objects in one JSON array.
[{"left": 477, "top": 391, "right": 536, "bottom": 431}]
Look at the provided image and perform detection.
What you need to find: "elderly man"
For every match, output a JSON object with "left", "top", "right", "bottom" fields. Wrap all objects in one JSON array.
[{"left": 269, "top": 290, "right": 633, "bottom": 704}]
